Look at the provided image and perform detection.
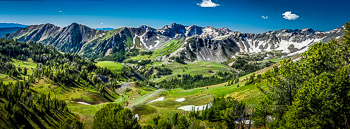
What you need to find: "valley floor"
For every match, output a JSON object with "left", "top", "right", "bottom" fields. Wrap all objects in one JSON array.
[
  {"left": 68, "top": 63, "right": 277, "bottom": 128},
  {"left": 0, "top": 56, "right": 282, "bottom": 128}
]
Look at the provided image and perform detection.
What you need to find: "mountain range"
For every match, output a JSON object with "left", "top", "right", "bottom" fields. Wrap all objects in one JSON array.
[
  {"left": 1, "top": 23, "right": 344, "bottom": 62},
  {"left": 0, "top": 23, "right": 27, "bottom": 37}
]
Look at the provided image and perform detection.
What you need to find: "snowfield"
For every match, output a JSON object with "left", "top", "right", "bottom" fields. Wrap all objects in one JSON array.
[
  {"left": 147, "top": 97, "right": 165, "bottom": 104},
  {"left": 177, "top": 103, "right": 212, "bottom": 111},
  {"left": 176, "top": 98, "right": 185, "bottom": 102}
]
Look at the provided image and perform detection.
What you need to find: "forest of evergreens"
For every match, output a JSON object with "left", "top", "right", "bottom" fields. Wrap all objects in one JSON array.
[
  {"left": 0, "top": 81, "right": 82, "bottom": 128},
  {"left": 251, "top": 22, "right": 350, "bottom": 128},
  {"left": 155, "top": 72, "right": 233, "bottom": 89}
]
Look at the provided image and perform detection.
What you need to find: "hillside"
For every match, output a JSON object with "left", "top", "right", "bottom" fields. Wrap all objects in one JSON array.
[
  {"left": 0, "top": 39, "right": 136, "bottom": 128},
  {"left": 0, "top": 81, "right": 82, "bottom": 128},
  {"left": 0, "top": 35, "right": 277, "bottom": 128}
]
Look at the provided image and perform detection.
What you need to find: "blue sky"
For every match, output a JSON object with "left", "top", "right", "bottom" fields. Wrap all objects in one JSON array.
[{"left": 0, "top": 0, "right": 349, "bottom": 33}]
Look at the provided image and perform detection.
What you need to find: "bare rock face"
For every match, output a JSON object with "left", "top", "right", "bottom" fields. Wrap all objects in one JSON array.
[
  {"left": 3, "top": 23, "right": 104, "bottom": 53},
  {"left": 2, "top": 23, "right": 344, "bottom": 62}
]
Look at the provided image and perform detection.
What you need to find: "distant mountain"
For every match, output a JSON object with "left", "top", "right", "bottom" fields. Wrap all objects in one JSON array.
[
  {"left": 95, "top": 28, "right": 114, "bottom": 31},
  {"left": 3, "top": 23, "right": 105, "bottom": 53},
  {"left": 0, "top": 27, "right": 24, "bottom": 37},
  {"left": 0, "top": 23, "right": 27, "bottom": 37},
  {"left": 1, "top": 23, "right": 344, "bottom": 62},
  {"left": 0, "top": 23, "right": 27, "bottom": 28}
]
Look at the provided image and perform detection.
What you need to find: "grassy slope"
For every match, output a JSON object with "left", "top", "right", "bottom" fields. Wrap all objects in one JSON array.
[
  {"left": 0, "top": 74, "right": 16, "bottom": 84},
  {"left": 0, "top": 59, "right": 121, "bottom": 129},
  {"left": 0, "top": 59, "right": 83, "bottom": 128},
  {"left": 151, "top": 39, "right": 184, "bottom": 58},
  {"left": 133, "top": 79, "right": 267, "bottom": 125},
  {"left": 130, "top": 39, "right": 184, "bottom": 60},
  {"left": 9, "top": 59, "right": 112, "bottom": 104},
  {"left": 68, "top": 83, "right": 154, "bottom": 128},
  {"left": 1, "top": 59, "right": 37, "bottom": 84},
  {"left": 131, "top": 59, "right": 282, "bottom": 125},
  {"left": 82, "top": 57, "right": 282, "bottom": 126},
  {"left": 150, "top": 61, "right": 233, "bottom": 82},
  {"left": 1, "top": 57, "right": 282, "bottom": 128},
  {"left": 96, "top": 61, "right": 123, "bottom": 73},
  {"left": 12, "top": 58, "right": 37, "bottom": 75},
  {"left": 30, "top": 78, "right": 111, "bottom": 104}
]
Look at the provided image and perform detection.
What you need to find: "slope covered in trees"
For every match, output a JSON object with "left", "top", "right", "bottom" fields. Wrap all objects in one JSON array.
[
  {"left": 141, "top": 97, "right": 250, "bottom": 129},
  {"left": 0, "top": 81, "right": 82, "bottom": 128},
  {"left": 155, "top": 72, "right": 233, "bottom": 89},
  {"left": 0, "top": 39, "right": 136, "bottom": 100},
  {"left": 93, "top": 103, "right": 140, "bottom": 129},
  {"left": 0, "top": 39, "right": 138, "bottom": 128},
  {"left": 253, "top": 22, "right": 350, "bottom": 128}
]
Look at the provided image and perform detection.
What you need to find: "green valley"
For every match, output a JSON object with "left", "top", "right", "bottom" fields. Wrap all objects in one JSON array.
[{"left": 0, "top": 15, "right": 349, "bottom": 129}]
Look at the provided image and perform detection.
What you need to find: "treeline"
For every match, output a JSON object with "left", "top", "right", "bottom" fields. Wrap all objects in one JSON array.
[
  {"left": 0, "top": 39, "right": 91, "bottom": 66},
  {"left": 31, "top": 63, "right": 120, "bottom": 90},
  {"left": 156, "top": 72, "right": 233, "bottom": 89},
  {"left": 93, "top": 103, "right": 140, "bottom": 129},
  {"left": 0, "top": 39, "right": 135, "bottom": 91},
  {"left": 252, "top": 22, "right": 350, "bottom": 128},
  {"left": 138, "top": 66, "right": 172, "bottom": 79},
  {"left": 0, "top": 81, "right": 82, "bottom": 129},
  {"left": 231, "top": 56, "right": 273, "bottom": 76},
  {"left": 98, "top": 48, "right": 141, "bottom": 63},
  {"left": 93, "top": 97, "right": 250, "bottom": 129},
  {"left": 0, "top": 56, "right": 22, "bottom": 78},
  {"left": 0, "top": 39, "right": 97, "bottom": 76},
  {"left": 187, "top": 97, "right": 249, "bottom": 129}
]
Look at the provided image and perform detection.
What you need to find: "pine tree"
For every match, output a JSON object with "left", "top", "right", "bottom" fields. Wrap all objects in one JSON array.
[
  {"left": 93, "top": 103, "right": 140, "bottom": 129},
  {"left": 23, "top": 67, "right": 27, "bottom": 75}
]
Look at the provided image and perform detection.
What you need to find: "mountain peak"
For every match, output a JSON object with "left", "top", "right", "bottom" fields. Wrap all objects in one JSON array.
[
  {"left": 70, "top": 22, "right": 80, "bottom": 26},
  {"left": 67, "top": 22, "right": 82, "bottom": 28},
  {"left": 42, "top": 23, "right": 56, "bottom": 27},
  {"left": 65, "top": 23, "right": 95, "bottom": 32},
  {"left": 138, "top": 25, "right": 154, "bottom": 30},
  {"left": 188, "top": 25, "right": 200, "bottom": 28},
  {"left": 23, "top": 23, "right": 57, "bottom": 30},
  {"left": 185, "top": 25, "right": 203, "bottom": 36},
  {"left": 170, "top": 23, "right": 183, "bottom": 26},
  {"left": 162, "top": 23, "right": 185, "bottom": 29},
  {"left": 159, "top": 23, "right": 187, "bottom": 37}
]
